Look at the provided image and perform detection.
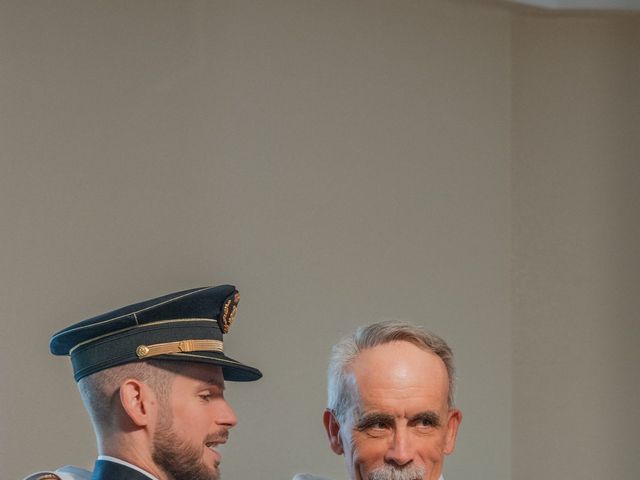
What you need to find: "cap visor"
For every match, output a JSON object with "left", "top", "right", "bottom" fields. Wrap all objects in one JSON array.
[{"left": 152, "top": 351, "right": 262, "bottom": 382}]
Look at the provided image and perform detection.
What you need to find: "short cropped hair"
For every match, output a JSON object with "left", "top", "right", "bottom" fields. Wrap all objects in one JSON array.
[
  {"left": 78, "top": 360, "right": 176, "bottom": 435},
  {"left": 327, "top": 320, "right": 456, "bottom": 424}
]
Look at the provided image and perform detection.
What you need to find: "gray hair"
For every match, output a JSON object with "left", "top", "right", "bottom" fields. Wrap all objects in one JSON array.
[{"left": 327, "top": 320, "right": 456, "bottom": 424}]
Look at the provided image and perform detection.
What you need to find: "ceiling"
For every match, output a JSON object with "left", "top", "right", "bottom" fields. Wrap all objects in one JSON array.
[{"left": 505, "top": 0, "right": 640, "bottom": 10}]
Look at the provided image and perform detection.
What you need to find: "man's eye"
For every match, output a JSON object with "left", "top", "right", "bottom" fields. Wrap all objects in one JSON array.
[
  {"left": 413, "top": 415, "right": 440, "bottom": 429},
  {"left": 198, "top": 393, "right": 213, "bottom": 401},
  {"left": 370, "top": 421, "right": 388, "bottom": 429},
  {"left": 364, "top": 422, "right": 391, "bottom": 438},
  {"left": 357, "top": 419, "right": 390, "bottom": 432}
]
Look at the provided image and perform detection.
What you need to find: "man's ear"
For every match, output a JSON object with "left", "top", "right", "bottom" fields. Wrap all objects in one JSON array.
[
  {"left": 443, "top": 408, "right": 462, "bottom": 455},
  {"left": 119, "top": 379, "right": 158, "bottom": 428},
  {"left": 323, "top": 409, "right": 344, "bottom": 455}
]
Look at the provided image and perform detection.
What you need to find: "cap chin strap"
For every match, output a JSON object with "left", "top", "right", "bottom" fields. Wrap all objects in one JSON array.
[{"left": 136, "top": 339, "right": 223, "bottom": 359}]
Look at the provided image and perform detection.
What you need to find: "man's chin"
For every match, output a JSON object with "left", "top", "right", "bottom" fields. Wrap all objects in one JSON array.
[{"left": 153, "top": 431, "right": 221, "bottom": 480}]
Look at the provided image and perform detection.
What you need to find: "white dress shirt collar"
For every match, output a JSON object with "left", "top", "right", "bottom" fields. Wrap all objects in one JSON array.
[{"left": 97, "top": 455, "right": 160, "bottom": 480}]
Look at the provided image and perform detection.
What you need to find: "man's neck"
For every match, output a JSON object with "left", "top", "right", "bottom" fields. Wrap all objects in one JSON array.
[{"left": 99, "top": 435, "right": 166, "bottom": 480}]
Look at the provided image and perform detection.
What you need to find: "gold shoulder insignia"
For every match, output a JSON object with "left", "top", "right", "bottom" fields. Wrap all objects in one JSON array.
[{"left": 22, "top": 473, "right": 62, "bottom": 480}]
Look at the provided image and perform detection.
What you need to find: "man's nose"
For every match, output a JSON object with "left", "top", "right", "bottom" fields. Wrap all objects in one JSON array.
[
  {"left": 384, "top": 428, "right": 416, "bottom": 466},
  {"left": 216, "top": 399, "right": 238, "bottom": 427}
]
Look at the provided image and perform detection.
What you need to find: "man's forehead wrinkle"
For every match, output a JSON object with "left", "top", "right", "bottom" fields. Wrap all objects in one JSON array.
[
  {"left": 356, "top": 378, "right": 445, "bottom": 403},
  {"left": 353, "top": 343, "right": 447, "bottom": 378},
  {"left": 357, "top": 411, "right": 395, "bottom": 421},
  {"left": 362, "top": 383, "right": 439, "bottom": 395}
]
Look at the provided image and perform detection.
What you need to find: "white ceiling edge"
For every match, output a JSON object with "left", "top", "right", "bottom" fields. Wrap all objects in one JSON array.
[{"left": 507, "top": 0, "right": 640, "bottom": 10}]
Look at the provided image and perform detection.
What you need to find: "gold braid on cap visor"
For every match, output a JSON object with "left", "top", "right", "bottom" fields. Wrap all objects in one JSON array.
[{"left": 136, "top": 339, "right": 223, "bottom": 359}]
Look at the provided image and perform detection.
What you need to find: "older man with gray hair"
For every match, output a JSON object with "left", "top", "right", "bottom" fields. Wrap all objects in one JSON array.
[{"left": 296, "top": 320, "right": 461, "bottom": 480}]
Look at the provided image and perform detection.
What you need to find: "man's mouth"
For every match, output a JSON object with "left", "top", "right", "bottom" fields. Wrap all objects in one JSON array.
[
  {"left": 206, "top": 441, "right": 224, "bottom": 453},
  {"left": 205, "top": 431, "right": 229, "bottom": 463},
  {"left": 205, "top": 437, "right": 227, "bottom": 464}
]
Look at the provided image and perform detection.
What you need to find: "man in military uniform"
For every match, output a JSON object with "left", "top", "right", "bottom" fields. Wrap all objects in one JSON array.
[{"left": 24, "top": 284, "right": 262, "bottom": 480}]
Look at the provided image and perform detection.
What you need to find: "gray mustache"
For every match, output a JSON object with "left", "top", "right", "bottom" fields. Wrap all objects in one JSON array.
[{"left": 368, "top": 464, "right": 426, "bottom": 480}]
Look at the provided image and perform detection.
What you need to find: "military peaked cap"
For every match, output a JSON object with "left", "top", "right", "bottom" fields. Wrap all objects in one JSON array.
[{"left": 50, "top": 284, "right": 262, "bottom": 382}]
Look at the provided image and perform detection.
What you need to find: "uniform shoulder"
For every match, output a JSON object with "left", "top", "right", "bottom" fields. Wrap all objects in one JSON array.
[
  {"left": 22, "top": 472, "right": 62, "bottom": 480},
  {"left": 23, "top": 466, "right": 92, "bottom": 480}
]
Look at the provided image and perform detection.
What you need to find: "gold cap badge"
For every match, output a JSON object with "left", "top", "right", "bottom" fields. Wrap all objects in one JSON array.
[{"left": 219, "top": 291, "right": 240, "bottom": 333}]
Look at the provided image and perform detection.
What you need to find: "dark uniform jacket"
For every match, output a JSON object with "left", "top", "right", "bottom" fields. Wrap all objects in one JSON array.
[
  {"left": 91, "top": 459, "right": 155, "bottom": 480},
  {"left": 23, "top": 459, "right": 155, "bottom": 480}
]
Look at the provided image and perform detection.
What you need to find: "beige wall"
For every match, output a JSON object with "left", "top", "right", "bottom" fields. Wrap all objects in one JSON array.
[
  {"left": 2, "top": 1, "right": 638, "bottom": 479},
  {"left": 512, "top": 13, "right": 640, "bottom": 479},
  {"left": 1, "top": 1, "right": 512, "bottom": 479}
]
